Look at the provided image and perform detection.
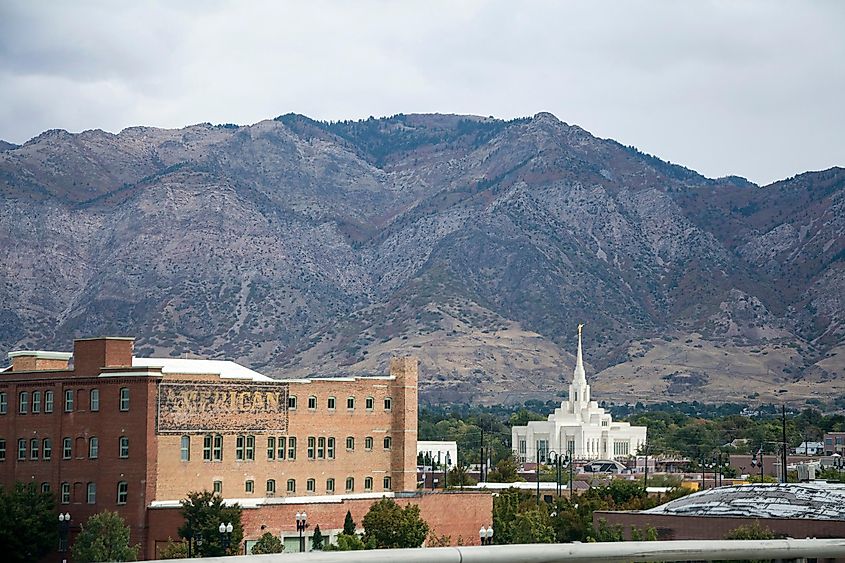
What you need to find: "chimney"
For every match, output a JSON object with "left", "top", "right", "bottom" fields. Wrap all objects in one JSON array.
[
  {"left": 73, "top": 337, "right": 134, "bottom": 377},
  {"left": 7, "top": 350, "right": 72, "bottom": 372}
]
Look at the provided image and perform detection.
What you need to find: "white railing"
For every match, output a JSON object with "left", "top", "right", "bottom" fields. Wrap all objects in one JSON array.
[{"left": 153, "top": 538, "right": 845, "bottom": 562}]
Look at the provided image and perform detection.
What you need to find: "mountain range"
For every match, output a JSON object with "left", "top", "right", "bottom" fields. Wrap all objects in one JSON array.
[{"left": 0, "top": 112, "right": 842, "bottom": 405}]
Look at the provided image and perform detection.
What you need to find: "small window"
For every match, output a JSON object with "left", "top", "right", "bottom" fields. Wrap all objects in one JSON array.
[
  {"left": 245, "top": 480, "right": 254, "bottom": 493},
  {"left": 288, "top": 395, "right": 297, "bottom": 410},
  {"left": 307, "top": 437, "right": 316, "bottom": 459},
  {"left": 61, "top": 482, "right": 70, "bottom": 504},
  {"left": 180, "top": 436, "right": 190, "bottom": 461},
  {"left": 266, "top": 479, "right": 276, "bottom": 494},
  {"left": 62, "top": 437, "right": 72, "bottom": 459},
  {"left": 17, "top": 439, "right": 26, "bottom": 460},
  {"left": 116, "top": 481, "right": 128, "bottom": 504},
  {"left": 213, "top": 480, "right": 222, "bottom": 494},
  {"left": 365, "top": 436, "right": 373, "bottom": 450},
  {"left": 236, "top": 435, "right": 245, "bottom": 461},
  {"left": 327, "top": 437, "right": 336, "bottom": 459},
  {"left": 245, "top": 435, "right": 255, "bottom": 461},
  {"left": 384, "top": 397, "right": 392, "bottom": 410},
  {"left": 365, "top": 396, "right": 374, "bottom": 410},
  {"left": 44, "top": 391, "right": 54, "bottom": 413},
  {"left": 326, "top": 478, "right": 335, "bottom": 493},
  {"left": 64, "top": 389, "right": 73, "bottom": 412},
  {"left": 43, "top": 438, "right": 51, "bottom": 460},
  {"left": 327, "top": 396, "right": 336, "bottom": 410},
  {"left": 87, "top": 482, "right": 96, "bottom": 504},
  {"left": 0, "top": 439, "right": 6, "bottom": 461},
  {"left": 0, "top": 392, "right": 6, "bottom": 414},
  {"left": 267, "top": 437, "right": 276, "bottom": 460},
  {"left": 119, "top": 436, "right": 129, "bottom": 458},
  {"left": 30, "top": 438, "right": 39, "bottom": 460},
  {"left": 88, "top": 437, "right": 99, "bottom": 459},
  {"left": 347, "top": 397, "right": 355, "bottom": 410},
  {"left": 19, "top": 391, "right": 29, "bottom": 414},
  {"left": 345, "top": 477, "right": 354, "bottom": 492},
  {"left": 287, "top": 437, "right": 296, "bottom": 460},
  {"left": 277, "top": 436, "right": 287, "bottom": 460},
  {"left": 203, "top": 435, "right": 212, "bottom": 461},
  {"left": 346, "top": 436, "right": 354, "bottom": 450},
  {"left": 32, "top": 391, "right": 41, "bottom": 413},
  {"left": 308, "top": 396, "right": 317, "bottom": 410},
  {"left": 90, "top": 389, "right": 100, "bottom": 412},
  {"left": 383, "top": 436, "right": 392, "bottom": 450},
  {"left": 41, "top": 482, "right": 50, "bottom": 493},
  {"left": 119, "top": 388, "right": 130, "bottom": 411},
  {"left": 383, "top": 476, "right": 392, "bottom": 490},
  {"left": 286, "top": 479, "right": 296, "bottom": 493},
  {"left": 317, "top": 437, "right": 325, "bottom": 459},
  {"left": 364, "top": 476, "right": 373, "bottom": 491},
  {"left": 306, "top": 478, "right": 316, "bottom": 493},
  {"left": 213, "top": 434, "right": 223, "bottom": 461}
]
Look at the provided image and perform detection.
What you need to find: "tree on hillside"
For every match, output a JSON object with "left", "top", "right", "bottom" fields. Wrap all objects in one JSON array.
[
  {"left": 177, "top": 490, "right": 243, "bottom": 557},
  {"left": 251, "top": 532, "right": 284, "bottom": 554},
  {"left": 0, "top": 482, "right": 56, "bottom": 563},
  {"left": 362, "top": 498, "right": 429, "bottom": 549},
  {"left": 71, "top": 511, "right": 139, "bottom": 562}
]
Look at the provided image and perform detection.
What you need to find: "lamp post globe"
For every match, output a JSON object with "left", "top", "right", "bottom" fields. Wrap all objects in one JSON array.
[{"left": 486, "top": 525, "right": 494, "bottom": 545}]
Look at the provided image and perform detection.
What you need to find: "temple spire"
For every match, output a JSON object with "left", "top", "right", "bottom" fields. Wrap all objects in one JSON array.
[{"left": 573, "top": 323, "right": 586, "bottom": 383}]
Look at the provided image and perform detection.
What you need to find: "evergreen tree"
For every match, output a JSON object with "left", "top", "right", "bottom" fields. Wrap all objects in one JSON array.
[
  {"left": 311, "top": 525, "right": 324, "bottom": 550},
  {"left": 343, "top": 510, "right": 356, "bottom": 535}
]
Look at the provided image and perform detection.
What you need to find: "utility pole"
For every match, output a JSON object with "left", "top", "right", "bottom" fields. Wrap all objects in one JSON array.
[
  {"left": 480, "top": 426, "right": 485, "bottom": 483},
  {"left": 781, "top": 404, "right": 788, "bottom": 483}
]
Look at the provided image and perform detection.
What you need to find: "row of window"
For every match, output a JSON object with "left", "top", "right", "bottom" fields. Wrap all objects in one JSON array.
[
  {"left": 0, "top": 436, "right": 129, "bottom": 462},
  {"left": 36, "top": 481, "right": 130, "bottom": 505},
  {"left": 186, "top": 434, "right": 392, "bottom": 462},
  {"left": 289, "top": 395, "right": 392, "bottom": 412},
  {"left": 213, "top": 475, "right": 392, "bottom": 496},
  {"left": 0, "top": 388, "right": 130, "bottom": 415}
]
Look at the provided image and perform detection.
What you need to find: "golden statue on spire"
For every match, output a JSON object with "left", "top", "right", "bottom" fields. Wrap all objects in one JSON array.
[{"left": 578, "top": 323, "right": 584, "bottom": 336}]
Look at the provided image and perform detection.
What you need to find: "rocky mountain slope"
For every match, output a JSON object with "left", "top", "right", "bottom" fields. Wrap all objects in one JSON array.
[{"left": 0, "top": 113, "right": 842, "bottom": 405}]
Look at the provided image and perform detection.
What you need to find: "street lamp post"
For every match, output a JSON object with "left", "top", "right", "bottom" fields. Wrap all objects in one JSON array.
[
  {"left": 444, "top": 452, "right": 451, "bottom": 490},
  {"left": 218, "top": 522, "right": 233, "bottom": 553},
  {"left": 58, "top": 512, "right": 71, "bottom": 562},
  {"left": 295, "top": 511, "right": 308, "bottom": 553},
  {"left": 478, "top": 525, "right": 494, "bottom": 545},
  {"left": 566, "top": 451, "right": 574, "bottom": 500},
  {"left": 536, "top": 447, "right": 541, "bottom": 505}
]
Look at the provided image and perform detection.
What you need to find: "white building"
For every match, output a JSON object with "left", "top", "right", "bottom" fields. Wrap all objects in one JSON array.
[
  {"left": 417, "top": 440, "right": 458, "bottom": 468},
  {"left": 512, "top": 326, "right": 647, "bottom": 462}
]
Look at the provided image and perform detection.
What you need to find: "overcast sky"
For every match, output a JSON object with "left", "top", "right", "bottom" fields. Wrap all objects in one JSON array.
[{"left": 0, "top": 1, "right": 842, "bottom": 185}]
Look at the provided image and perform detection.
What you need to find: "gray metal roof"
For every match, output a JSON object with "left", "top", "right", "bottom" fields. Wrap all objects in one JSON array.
[{"left": 644, "top": 482, "right": 845, "bottom": 520}]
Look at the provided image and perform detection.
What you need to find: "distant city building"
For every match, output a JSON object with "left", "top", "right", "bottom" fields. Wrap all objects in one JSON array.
[
  {"left": 824, "top": 432, "right": 845, "bottom": 455},
  {"left": 417, "top": 440, "right": 458, "bottom": 468},
  {"left": 511, "top": 326, "right": 647, "bottom": 462},
  {"left": 794, "top": 441, "right": 824, "bottom": 455}
]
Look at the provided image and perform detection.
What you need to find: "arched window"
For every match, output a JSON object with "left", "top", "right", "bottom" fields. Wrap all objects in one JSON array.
[
  {"left": 88, "top": 437, "right": 99, "bottom": 459},
  {"left": 266, "top": 479, "right": 276, "bottom": 495},
  {"left": 345, "top": 477, "right": 354, "bottom": 492},
  {"left": 116, "top": 481, "right": 128, "bottom": 504},
  {"left": 286, "top": 479, "right": 296, "bottom": 493},
  {"left": 364, "top": 476, "right": 373, "bottom": 491},
  {"left": 90, "top": 389, "right": 100, "bottom": 412}
]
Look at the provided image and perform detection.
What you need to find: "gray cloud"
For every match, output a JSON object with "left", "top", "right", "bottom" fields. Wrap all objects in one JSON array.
[{"left": 0, "top": 0, "right": 842, "bottom": 185}]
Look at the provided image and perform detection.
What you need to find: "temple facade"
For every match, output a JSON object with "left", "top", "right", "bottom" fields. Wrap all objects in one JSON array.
[{"left": 512, "top": 326, "right": 646, "bottom": 462}]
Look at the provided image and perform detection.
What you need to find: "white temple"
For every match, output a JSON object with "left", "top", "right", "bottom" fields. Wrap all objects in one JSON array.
[{"left": 512, "top": 325, "right": 647, "bottom": 462}]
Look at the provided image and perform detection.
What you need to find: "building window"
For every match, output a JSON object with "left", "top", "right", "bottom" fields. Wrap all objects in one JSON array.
[
  {"left": 277, "top": 436, "right": 287, "bottom": 460},
  {"left": 0, "top": 392, "right": 6, "bottom": 414},
  {"left": 536, "top": 439, "right": 549, "bottom": 463},
  {"left": 365, "top": 396, "right": 374, "bottom": 410},
  {"left": 317, "top": 437, "right": 326, "bottom": 459},
  {"left": 326, "top": 478, "right": 335, "bottom": 493},
  {"left": 307, "top": 478, "right": 316, "bottom": 493},
  {"left": 327, "top": 396, "right": 336, "bottom": 410},
  {"left": 345, "top": 477, "right": 354, "bottom": 492},
  {"left": 288, "top": 396, "right": 297, "bottom": 410},
  {"left": 235, "top": 435, "right": 255, "bottom": 461},
  {"left": 19, "top": 391, "right": 29, "bottom": 414},
  {"left": 383, "top": 436, "right": 392, "bottom": 450},
  {"left": 119, "top": 388, "right": 130, "bottom": 411},
  {"left": 213, "top": 434, "right": 223, "bottom": 461},
  {"left": 64, "top": 389, "right": 73, "bottom": 412},
  {"left": 17, "top": 439, "right": 26, "bottom": 460},
  {"left": 365, "top": 436, "right": 373, "bottom": 450},
  {"left": 384, "top": 397, "right": 392, "bottom": 411},
  {"left": 346, "top": 436, "right": 354, "bottom": 450},
  {"left": 87, "top": 482, "right": 96, "bottom": 504},
  {"left": 383, "top": 476, "right": 392, "bottom": 490},
  {"left": 41, "top": 482, "right": 50, "bottom": 493},
  {"left": 0, "top": 439, "right": 6, "bottom": 461},
  {"left": 213, "top": 480, "right": 222, "bottom": 494},
  {"left": 245, "top": 480, "right": 254, "bottom": 493},
  {"left": 43, "top": 438, "right": 51, "bottom": 460},
  {"left": 180, "top": 436, "right": 190, "bottom": 461},
  {"left": 267, "top": 437, "right": 276, "bottom": 460},
  {"left": 567, "top": 439, "right": 575, "bottom": 454},
  {"left": 266, "top": 479, "right": 276, "bottom": 495},
  {"left": 119, "top": 436, "right": 129, "bottom": 458},
  {"left": 89, "top": 437, "right": 99, "bottom": 459},
  {"left": 236, "top": 435, "right": 245, "bottom": 461},
  {"left": 347, "top": 397, "right": 355, "bottom": 410},
  {"left": 30, "top": 438, "right": 39, "bottom": 460},
  {"left": 308, "top": 396, "right": 317, "bottom": 410},
  {"left": 32, "top": 391, "right": 41, "bottom": 413},
  {"left": 287, "top": 437, "right": 296, "bottom": 460},
  {"left": 62, "top": 437, "right": 72, "bottom": 459},
  {"left": 44, "top": 391, "right": 53, "bottom": 413},
  {"left": 327, "top": 437, "right": 336, "bottom": 459},
  {"left": 116, "top": 481, "right": 128, "bottom": 504},
  {"left": 518, "top": 439, "right": 527, "bottom": 458},
  {"left": 286, "top": 479, "right": 296, "bottom": 493},
  {"left": 613, "top": 441, "right": 630, "bottom": 456},
  {"left": 364, "top": 477, "right": 373, "bottom": 491},
  {"left": 203, "top": 435, "right": 212, "bottom": 461},
  {"left": 61, "top": 482, "right": 70, "bottom": 504},
  {"left": 307, "top": 437, "right": 316, "bottom": 459},
  {"left": 90, "top": 389, "right": 100, "bottom": 412},
  {"left": 245, "top": 435, "right": 255, "bottom": 461}
]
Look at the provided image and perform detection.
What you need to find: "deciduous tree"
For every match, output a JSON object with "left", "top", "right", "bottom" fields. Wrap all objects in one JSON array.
[
  {"left": 0, "top": 482, "right": 56, "bottom": 563},
  {"left": 362, "top": 497, "right": 429, "bottom": 549},
  {"left": 71, "top": 510, "right": 139, "bottom": 562},
  {"left": 177, "top": 490, "right": 243, "bottom": 557}
]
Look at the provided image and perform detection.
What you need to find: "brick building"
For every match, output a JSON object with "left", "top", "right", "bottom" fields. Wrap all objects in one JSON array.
[{"left": 0, "top": 336, "right": 486, "bottom": 559}]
